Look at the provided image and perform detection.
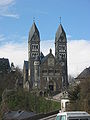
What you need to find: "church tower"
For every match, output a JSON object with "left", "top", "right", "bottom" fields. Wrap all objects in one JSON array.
[
  {"left": 55, "top": 24, "right": 68, "bottom": 89},
  {"left": 28, "top": 22, "right": 40, "bottom": 89}
]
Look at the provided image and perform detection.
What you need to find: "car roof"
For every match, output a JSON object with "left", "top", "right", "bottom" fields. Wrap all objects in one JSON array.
[{"left": 57, "top": 111, "right": 90, "bottom": 117}]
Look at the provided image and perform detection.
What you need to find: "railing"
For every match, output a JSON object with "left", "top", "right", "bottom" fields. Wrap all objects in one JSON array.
[{"left": 39, "top": 114, "right": 56, "bottom": 120}]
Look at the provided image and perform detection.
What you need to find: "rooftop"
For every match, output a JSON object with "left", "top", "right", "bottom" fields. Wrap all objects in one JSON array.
[{"left": 28, "top": 22, "right": 40, "bottom": 41}]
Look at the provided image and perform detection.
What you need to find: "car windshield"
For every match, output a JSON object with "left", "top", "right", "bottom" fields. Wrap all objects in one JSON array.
[
  {"left": 56, "top": 115, "right": 66, "bottom": 120},
  {"left": 56, "top": 116, "right": 60, "bottom": 120}
]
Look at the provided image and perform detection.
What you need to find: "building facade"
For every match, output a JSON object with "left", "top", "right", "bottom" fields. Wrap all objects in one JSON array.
[{"left": 23, "top": 22, "right": 68, "bottom": 92}]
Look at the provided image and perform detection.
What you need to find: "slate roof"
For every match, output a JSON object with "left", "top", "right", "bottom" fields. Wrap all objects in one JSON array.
[
  {"left": 41, "top": 54, "right": 49, "bottom": 64},
  {"left": 76, "top": 66, "right": 90, "bottom": 79},
  {"left": 0, "top": 58, "right": 10, "bottom": 73},
  {"left": 3, "top": 110, "right": 36, "bottom": 120},
  {"left": 28, "top": 22, "right": 40, "bottom": 41},
  {"left": 40, "top": 52, "right": 44, "bottom": 61},
  {"left": 24, "top": 61, "right": 28, "bottom": 70},
  {"left": 40, "top": 51, "right": 55, "bottom": 64},
  {"left": 55, "top": 24, "right": 66, "bottom": 41}
]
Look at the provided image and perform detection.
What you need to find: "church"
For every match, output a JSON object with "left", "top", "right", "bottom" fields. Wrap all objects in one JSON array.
[{"left": 23, "top": 22, "right": 68, "bottom": 93}]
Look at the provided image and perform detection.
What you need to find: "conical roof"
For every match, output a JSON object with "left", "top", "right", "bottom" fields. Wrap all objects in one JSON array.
[
  {"left": 28, "top": 22, "right": 40, "bottom": 41},
  {"left": 55, "top": 24, "right": 66, "bottom": 41}
]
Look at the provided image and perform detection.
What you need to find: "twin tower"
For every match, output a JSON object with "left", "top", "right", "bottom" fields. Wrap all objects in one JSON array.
[{"left": 23, "top": 22, "right": 68, "bottom": 92}]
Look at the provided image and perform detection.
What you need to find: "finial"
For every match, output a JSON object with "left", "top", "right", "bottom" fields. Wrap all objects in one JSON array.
[
  {"left": 59, "top": 16, "right": 61, "bottom": 24},
  {"left": 50, "top": 49, "right": 52, "bottom": 54},
  {"left": 33, "top": 17, "right": 35, "bottom": 23}
]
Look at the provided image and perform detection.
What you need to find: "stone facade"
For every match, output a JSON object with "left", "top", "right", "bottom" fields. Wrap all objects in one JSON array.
[
  {"left": 28, "top": 22, "right": 40, "bottom": 89},
  {"left": 55, "top": 24, "right": 68, "bottom": 89},
  {"left": 23, "top": 22, "right": 68, "bottom": 92},
  {"left": 40, "top": 49, "right": 62, "bottom": 92}
]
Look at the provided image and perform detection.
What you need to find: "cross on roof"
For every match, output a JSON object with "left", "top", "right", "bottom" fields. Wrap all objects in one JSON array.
[
  {"left": 33, "top": 17, "right": 35, "bottom": 23},
  {"left": 60, "top": 16, "right": 61, "bottom": 24}
]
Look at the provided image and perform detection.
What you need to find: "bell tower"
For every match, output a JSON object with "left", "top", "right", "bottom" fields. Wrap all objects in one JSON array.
[
  {"left": 55, "top": 23, "right": 68, "bottom": 89},
  {"left": 28, "top": 22, "right": 40, "bottom": 89}
]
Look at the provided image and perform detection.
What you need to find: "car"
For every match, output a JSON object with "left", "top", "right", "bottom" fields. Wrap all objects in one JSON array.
[{"left": 56, "top": 111, "right": 90, "bottom": 120}]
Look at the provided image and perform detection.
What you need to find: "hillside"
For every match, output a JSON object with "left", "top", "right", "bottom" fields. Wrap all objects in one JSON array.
[{"left": 0, "top": 89, "right": 60, "bottom": 120}]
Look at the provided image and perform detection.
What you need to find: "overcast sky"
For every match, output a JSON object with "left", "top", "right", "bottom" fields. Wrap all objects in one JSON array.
[{"left": 0, "top": 0, "right": 90, "bottom": 77}]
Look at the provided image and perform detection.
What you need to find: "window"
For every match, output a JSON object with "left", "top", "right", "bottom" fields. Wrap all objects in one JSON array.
[
  {"left": 42, "top": 69, "right": 47, "bottom": 75},
  {"left": 36, "top": 45, "right": 38, "bottom": 49},
  {"left": 32, "top": 53, "right": 39, "bottom": 58},
  {"left": 59, "top": 54, "right": 66, "bottom": 59},
  {"left": 36, "top": 53, "right": 38, "bottom": 56},
  {"left": 62, "top": 54, "right": 65, "bottom": 58},
  {"left": 32, "top": 53, "right": 35, "bottom": 57},
  {"left": 55, "top": 70, "right": 60, "bottom": 73},
  {"left": 59, "top": 45, "right": 65, "bottom": 51},
  {"left": 56, "top": 116, "right": 60, "bottom": 120},
  {"left": 48, "top": 70, "right": 54, "bottom": 73},
  {"left": 56, "top": 115, "right": 66, "bottom": 120},
  {"left": 59, "top": 54, "right": 62, "bottom": 59},
  {"left": 55, "top": 69, "right": 60, "bottom": 75},
  {"left": 42, "top": 70, "right": 47, "bottom": 73},
  {"left": 61, "top": 115, "right": 66, "bottom": 120},
  {"left": 32, "top": 44, "right": 39, "bottom": 51}
]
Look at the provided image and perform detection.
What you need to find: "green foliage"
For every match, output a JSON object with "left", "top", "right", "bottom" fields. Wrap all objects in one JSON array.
[
  {"left": 68, "top": 84, "right": 80, "bottom": 101},
  {"left": 0, "top": 67, "right": 22, "bottom": 100},
  {"left": 67, "top": 79, "right": 90, "bottom": 113},
  {"left": 3, "top": 90, "right": 60, "bottom": 113}
]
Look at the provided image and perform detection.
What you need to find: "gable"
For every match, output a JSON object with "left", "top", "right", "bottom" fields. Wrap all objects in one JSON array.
[
  {"left": 48, "top": 55, "right": 55, "bottom": 67},
  {"left": 40, "top": 53, "right": 56, "bottom": 66}
]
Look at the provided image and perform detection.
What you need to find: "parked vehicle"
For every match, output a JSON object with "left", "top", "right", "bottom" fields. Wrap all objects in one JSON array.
[{"left": 56, "top": 111, "right": 90, "bottom": 120}]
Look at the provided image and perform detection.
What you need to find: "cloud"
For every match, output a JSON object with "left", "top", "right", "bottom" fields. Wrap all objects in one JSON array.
[
  {"left": 0, "top": 34, "right": 27, "bottom": 45},
  {"left": 0, "top": 0, "right": 19, "bottom": 19},
  {"left": 0, "top": 42, "right": 28, "bottom": 68},
  {"left": 0, "top": 0, "right": 15, "bottom": 6},
  {"left": 40, "top": 40, "right": 55, "bottom": 55},
  {"left": 0, "top": 38, "right": 90, "bottom": 77},
  {"left": 0, "top": 12, "right": 19, "bottom": 19},
  {"left": 0, "top": 34, "right": 6, "bottom": 41},
  {"left": 67, "top": 40, "right": 90, "bottom": 77},
  {"left": 66, "top": 34, "right": 72, "bottom": 39},
  {"left": 0, "top": 34, "right": 28, "bottom": 67}
]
